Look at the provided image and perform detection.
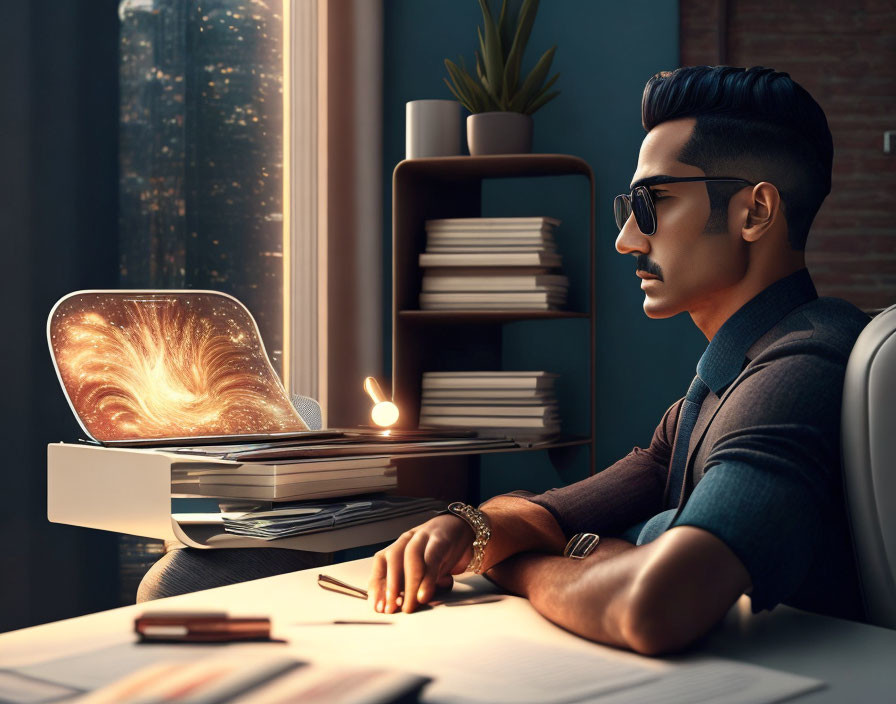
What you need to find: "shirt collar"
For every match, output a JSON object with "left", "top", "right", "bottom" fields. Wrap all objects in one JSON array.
[{"left": 696, "top": 268, "right": 818, "bottom": 394}]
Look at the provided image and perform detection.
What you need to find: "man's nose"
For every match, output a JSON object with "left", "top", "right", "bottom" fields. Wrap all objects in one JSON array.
[{"left": 615, "top": 216, "right": 650, "bottom": 256}]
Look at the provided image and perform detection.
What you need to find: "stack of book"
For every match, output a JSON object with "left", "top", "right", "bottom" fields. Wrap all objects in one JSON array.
[
  {"left": 219, "top": 495, "right": 447, "bottom": 539},
  {"left": 418, "top": 217, "right": 568, "bottom": 311},
  {"left": 419, "top": 371, "right": 561, "bottom": 439},
  {"left": 171, "top": 456, "right": 397, "bottom": 501}
]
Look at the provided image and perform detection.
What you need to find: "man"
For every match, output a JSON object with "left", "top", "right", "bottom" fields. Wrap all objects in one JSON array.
[{"left": 365, "top": 65, "right": 870, "bottom": 655}]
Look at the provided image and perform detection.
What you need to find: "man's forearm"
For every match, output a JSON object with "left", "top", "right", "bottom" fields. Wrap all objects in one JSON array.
[
  {"left": 485, "top": 538, "right": 640, "bottom": 650},
  {"left": 485, "top": 527, "right": 751, "bottom": 655}
]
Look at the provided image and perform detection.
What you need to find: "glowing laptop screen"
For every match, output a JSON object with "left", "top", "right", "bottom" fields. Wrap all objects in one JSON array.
[{"left": 48, "top": 291, "right": 308, "bottom": 444}]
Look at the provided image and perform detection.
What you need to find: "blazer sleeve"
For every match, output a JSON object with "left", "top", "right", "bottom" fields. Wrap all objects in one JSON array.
[{"left": 510, "top": 399, "right": 682, "bottom": 537}]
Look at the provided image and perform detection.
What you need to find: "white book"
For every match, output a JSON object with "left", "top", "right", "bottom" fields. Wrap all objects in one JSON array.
[
  {"left": 421, "top": 301, "right": 564, "bottom": 311},
  {"left": 422, "top": 389, "right": 553, "bottom": 400},
  {"left": 422, "top": 374, "right": 557, "bottom": 390},
  {"left": 422, "top": 287, "right": 568, "bottom": 299},
  {"left": 182, "top": 474, "right": 398, "bottom": 500},
  {"left": 423, "top": 286, "right": 568, "bottom": 297},
  {"left": 425, "top": 223, "right": 557, "bottom": 234},
  {"left": 420, "top": 405, "right": 557, "bottom": 417},
  {"left": 419, "top": 415, "right": 560, "bottom": 429},
  {"left": 424, "top": 266, "right": 558, "bottom": 276},
  {"left": 422, "top": 396, "right": 554, "bottom": 406},
  {"left": 419, "top": 251, "right": 562, "bottom": 268},
  {"left": 425, "top": 216, "right": 561, "bottom": 229},
  {"left": 420, "top": 292, "right": 565, "bottom": 304},
  {"left": 422, "top": 275, "right": 568, "bottom": 291},
  {"left": 425, "top": 245, "right": 557, "bottom": 254},
  {"left": 199, "top": 466, "right": 393, "bottom": 487},
  {"left": 181, "top": 456, "right": 392, "bottom": 477},
  {"left": 427, "top": 232, "right": 556, "bottom": 242}
]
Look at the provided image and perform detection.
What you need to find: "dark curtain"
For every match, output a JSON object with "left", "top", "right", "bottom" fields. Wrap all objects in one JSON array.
[{"left": 0, "top": 0, "right": 121, "bottom": 632}]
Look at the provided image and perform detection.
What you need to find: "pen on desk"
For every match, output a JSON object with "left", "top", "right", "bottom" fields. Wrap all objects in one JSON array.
[
  {"left": 293, "top": 620, "right": 393, "bottom": 626},
  {"left": 317, "top": 573, "right": 369, "bottom": 600}
]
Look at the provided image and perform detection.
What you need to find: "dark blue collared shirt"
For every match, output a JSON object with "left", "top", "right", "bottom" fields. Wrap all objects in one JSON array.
[{"left": 697, "top": 268, "right": 819, "bottom": 395}]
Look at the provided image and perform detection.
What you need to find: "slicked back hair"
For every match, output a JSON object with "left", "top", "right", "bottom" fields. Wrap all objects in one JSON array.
[{"left": 642, "top": 66, "right": 833, "bottom": 250}]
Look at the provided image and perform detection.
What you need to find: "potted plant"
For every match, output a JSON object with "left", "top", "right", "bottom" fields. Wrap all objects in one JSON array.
[{"left": 444, "top": 0, "right": 559, "bottom": 155}]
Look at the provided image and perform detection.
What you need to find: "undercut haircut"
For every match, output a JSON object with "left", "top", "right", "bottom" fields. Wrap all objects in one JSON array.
[{"left": 642, "top": 66, "right": 833, "bottom": 250}]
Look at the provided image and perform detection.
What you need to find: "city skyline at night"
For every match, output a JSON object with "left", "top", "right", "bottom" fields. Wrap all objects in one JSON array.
[{"left": 119, "top": 0, "right": 284, "bottom": 374}]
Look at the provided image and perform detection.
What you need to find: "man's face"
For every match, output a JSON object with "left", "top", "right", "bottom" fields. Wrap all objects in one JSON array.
[{"left": 615, "top": 117, "right": 749, "bottom": 320}]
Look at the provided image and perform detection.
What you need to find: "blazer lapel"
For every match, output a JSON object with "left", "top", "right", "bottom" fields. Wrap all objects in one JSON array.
[{"left": 673, "top": 372, "right": 747, "bottom": 510}]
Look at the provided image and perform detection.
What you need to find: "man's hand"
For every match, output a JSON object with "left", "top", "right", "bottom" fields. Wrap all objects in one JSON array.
[{"left": 367, "top": 514, "right": 474, "bottom": 614}]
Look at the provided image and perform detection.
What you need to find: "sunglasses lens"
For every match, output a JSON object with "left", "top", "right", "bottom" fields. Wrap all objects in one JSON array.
[
  {"left": 613, "top": 195, "right": 631, "bottom": 230},
  {"left": 631, "top": 187, "right": 656, "bottom": 235}
]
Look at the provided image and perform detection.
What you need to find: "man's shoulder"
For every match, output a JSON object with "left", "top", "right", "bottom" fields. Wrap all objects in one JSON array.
[{"left": 748, "top": 296, "right": 870, "bottom": 366}]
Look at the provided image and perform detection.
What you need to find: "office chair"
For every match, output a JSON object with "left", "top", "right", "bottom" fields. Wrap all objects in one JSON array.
[{"left": 842, "top": 303, "right": 896, "bottom": 629}]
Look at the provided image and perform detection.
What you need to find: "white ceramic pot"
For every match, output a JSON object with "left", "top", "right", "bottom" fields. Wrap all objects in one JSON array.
[{"left": 466, "top": 111, "right": 533, "bottom": 155}]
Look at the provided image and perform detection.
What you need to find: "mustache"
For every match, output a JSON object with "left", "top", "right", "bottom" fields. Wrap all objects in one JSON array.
[{"left": 636, "top": 254, "right": 664, "bottom": 281}]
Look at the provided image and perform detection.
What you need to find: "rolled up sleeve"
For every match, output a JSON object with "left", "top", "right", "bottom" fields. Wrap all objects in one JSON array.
[
  {"left": 523, "top": 400, "right": 683, "bottom": 537},
  {"left": 670, "top": 349, "right": 845, "bottom": 612}
]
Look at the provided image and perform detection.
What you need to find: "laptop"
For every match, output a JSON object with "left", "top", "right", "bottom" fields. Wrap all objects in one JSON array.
[
  {"left": 47, "top": 289, "right": 342, "bottom": 448},
  {"left": 47, "top": 290, "right": 509, "bottom": 459}
]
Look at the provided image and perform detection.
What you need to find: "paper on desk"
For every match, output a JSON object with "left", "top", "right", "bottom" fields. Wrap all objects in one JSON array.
[
  {"left": 418, "top": 638, "right": 823, "bottom": 704},
  {"left": 0, "top": 669, "right": 83, "bottom": 704},
  {"left": 5, "top": 642, "right": 289, "bottom": 693},
  {"left": 420, "top": 637, "right": 662, "bottom": 704},
  {"left": 587, "top": 657, "right": 825, "bottom": 703}
]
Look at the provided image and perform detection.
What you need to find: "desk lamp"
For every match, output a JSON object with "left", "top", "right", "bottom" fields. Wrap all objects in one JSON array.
[{"left": 363, "top": 376, "right": 399, "bottom": 428}]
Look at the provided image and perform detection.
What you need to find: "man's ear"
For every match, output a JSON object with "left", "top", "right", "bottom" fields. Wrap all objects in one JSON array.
[{"left": 741, "top": 182, "right": 781, "bottom": 243}]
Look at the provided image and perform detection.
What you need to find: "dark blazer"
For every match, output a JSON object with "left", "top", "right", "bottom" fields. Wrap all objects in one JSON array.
[{"left": 521, "top": 270, "right": 869, "bottom": 620}]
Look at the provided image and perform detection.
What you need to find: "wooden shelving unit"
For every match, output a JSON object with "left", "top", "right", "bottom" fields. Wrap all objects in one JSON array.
[{"left": 391, "top": 154, "right": 596, "bottom": 499}]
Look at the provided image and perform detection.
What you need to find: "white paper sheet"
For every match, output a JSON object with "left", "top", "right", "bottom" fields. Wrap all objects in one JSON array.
[{"left": 418, "top": 638, "right": 823, "bottom": 704}]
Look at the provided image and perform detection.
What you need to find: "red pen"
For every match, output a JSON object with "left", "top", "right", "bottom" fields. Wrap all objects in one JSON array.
[{"left": 135, "top": 611, "right": 271, "bottom": 642}]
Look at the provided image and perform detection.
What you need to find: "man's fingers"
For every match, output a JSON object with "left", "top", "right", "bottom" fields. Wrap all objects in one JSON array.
[
  {"left": 415, "top": 538, "right": 452, "bottom": 607},
  {"left": 402, "top": 531, "right": 430, "bottom": 613},
  {"left": 367, "top": 551, "right": 387, "bottom": 612},
  {"left": 384, "top": 532, "right": 413, "bottom": 614}
]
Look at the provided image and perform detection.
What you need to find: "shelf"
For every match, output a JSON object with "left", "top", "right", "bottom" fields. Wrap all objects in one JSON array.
[
  {"left": 398, "top": 310, "right": 589, "bottom": 323},
  {"left": 392, "top": 153, "right": 596, "bottom": 483},
  {"left": 394, "top": 154, "right": 593, "bottom": 182}
]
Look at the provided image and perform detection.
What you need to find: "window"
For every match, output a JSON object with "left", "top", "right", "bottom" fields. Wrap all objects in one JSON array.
[{"left": 119, "top": 0, "right": 286, "bottom": 372}]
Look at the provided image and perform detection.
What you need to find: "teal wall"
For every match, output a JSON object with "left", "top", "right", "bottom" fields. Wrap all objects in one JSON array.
[{"left": 382, "top": 0, "right": 706, "bottom": 497}]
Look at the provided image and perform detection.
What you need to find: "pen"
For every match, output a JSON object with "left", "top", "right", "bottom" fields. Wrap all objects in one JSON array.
[
  {"left": 317, "top": 573, "right": 369, "bottom": 600},
  {"left": 293, "top": 620, "right": 393, "bottom": 626}
]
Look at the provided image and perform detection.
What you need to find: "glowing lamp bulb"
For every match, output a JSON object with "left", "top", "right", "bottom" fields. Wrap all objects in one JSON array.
[{"left": 364, "top": 376, "right": 399, "bottom": 427}]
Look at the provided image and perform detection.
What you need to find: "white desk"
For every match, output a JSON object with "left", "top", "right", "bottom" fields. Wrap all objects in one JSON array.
[{"left": 1, "top": 558, "right": 895, "bottom": 702}]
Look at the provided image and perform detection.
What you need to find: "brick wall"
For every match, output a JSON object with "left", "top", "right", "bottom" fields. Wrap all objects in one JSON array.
[{"left": 680, "top": 0, "right": 896, "bottom": 311}]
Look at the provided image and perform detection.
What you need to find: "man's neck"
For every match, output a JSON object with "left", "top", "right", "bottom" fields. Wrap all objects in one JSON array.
[{"left": 690, "top": 261, "right": 806, "bottom": 341}]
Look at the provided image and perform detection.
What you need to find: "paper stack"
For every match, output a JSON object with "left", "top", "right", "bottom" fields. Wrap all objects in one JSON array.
[
  {"left": 172, "top": 456, "right": 397, "bottom": 501},
  {"left": 418, "top": 217, "right": 568, "bottom": 311},
  {"left": 419, "top": 371, "right": 561, "bottom": 439},
  {"left": 220, "top": 495, "right": 446, "bottom": 539}
]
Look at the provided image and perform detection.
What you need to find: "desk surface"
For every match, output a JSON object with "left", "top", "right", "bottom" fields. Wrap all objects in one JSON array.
[{"left": 1, "top": 558, "right": 895, "bottom": 702}]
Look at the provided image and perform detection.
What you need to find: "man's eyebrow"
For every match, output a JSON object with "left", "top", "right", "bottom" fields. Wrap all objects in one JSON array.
[{"left": 629, "top": 174, "right": 680, "bottom": 190}]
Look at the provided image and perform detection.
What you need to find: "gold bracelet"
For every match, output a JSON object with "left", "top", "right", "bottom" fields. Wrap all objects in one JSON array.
[{"left": 447, "top": 502, "right": 492, "bottom": 574}]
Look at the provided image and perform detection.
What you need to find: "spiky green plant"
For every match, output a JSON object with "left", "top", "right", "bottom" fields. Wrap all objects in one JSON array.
[{"left": 444, "top": 0, "right": 559, "bottom": 116}]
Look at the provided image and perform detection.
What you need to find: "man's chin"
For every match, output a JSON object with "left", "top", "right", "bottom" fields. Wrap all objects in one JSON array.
[{"left": 642, "top": 295, "right": 678, "bottom": 319}]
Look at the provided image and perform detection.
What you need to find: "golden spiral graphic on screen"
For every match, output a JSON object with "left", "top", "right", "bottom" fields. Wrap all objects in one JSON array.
[{"left": 49, "top": 293, "right": 308, "bottom": 441}]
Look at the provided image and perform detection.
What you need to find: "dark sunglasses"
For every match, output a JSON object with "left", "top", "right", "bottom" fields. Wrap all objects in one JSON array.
[{"left": 613, "top": 177, "right": 755, "bottom": 235}]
